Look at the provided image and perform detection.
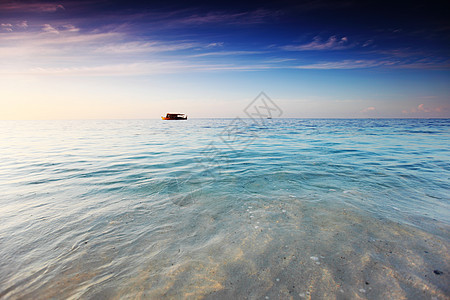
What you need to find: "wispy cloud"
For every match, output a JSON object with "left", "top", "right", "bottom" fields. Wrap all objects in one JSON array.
[
  {"left": 26, "top": 62, "right": 186, "bottom": 76},
  {"left": 0, "top": 30, "right": 122, "bottom": 59},
  {"left": 0, "top": 1, "right": 64, "bottom": 12},
  {"left": 16, "top": 21, "right": 28, "bottom": 29},
  {"left": 402, "top": 104, "right": 446, "bottom": 115},
  {"left": 42, "top": 24, "right": 59, "bottom": 34},
  {"left": 206, "top": 42, "right": 224, "bottom": 48},
  {"left": 62, "top": 24, "right": 79, "bottom": 32},
  {"left": 190, "top": 50, "right": 265, "bottom": 57},
  {"left": 282, "top": 36, "right": 352, "bottom": 51},
  {"left": 1, "top": 23, "right": 13, "bottom": 32},
  {"left": 360, "top": 106, "right": 376, "bottom": 113},
  {"left": 292, "top": 59, "right": 388, "bottom": 69},
  {"left": 94, "top": 41, "right": 198, "bottom": 54},
  {"left": 0, "top": 30, "right": 118, "bottom": 46},
  {"left": 1, "top": 4, "right": 448, "bottom": 81},
  {"left": 5, "top": 56, "right": 432, "bottom": 77},
  {"left": 367, "top": 48, "right": 426, "bottom": 58},
  {"left": 362, "top": 39, "right": 374, "bottom": 47},
  {"left": 40, "top": 24, "right": 80, "bottom": 34},
  {"left": 290, "top": 59, "right": 449, "bottom": 70},
  {"left": 418, "top": 103, "right": 430, "bottom": 112},
  {"left": 265, "top": 58, "right": 297, "bottom": 63},
  {"left": 173, "top": 9, "right": 279, "bottom": 26},
  {"left": 1, "top": 61, "right": 273, "bottom": 76},
  {"left": 393, "top": 59, "right": 450, "bottom": 70}
]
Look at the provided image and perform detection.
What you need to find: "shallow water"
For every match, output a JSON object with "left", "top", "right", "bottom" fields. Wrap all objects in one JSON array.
[{"left": 0, "top": 119, "right": 449, "bottom": 299}]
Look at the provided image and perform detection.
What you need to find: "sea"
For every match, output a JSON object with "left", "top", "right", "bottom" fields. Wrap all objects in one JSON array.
[{"left": 0, "top": 119, "right": 449, "bottom": 299}]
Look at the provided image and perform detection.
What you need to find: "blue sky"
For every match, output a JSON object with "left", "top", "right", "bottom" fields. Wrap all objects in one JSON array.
[{"left": 0, "top": 0, "right": 449, "bottom": 119}]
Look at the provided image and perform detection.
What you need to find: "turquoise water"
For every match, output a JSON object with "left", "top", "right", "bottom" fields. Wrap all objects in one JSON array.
[{"left": 0, "top": 119, "right": 449, "bottom": 299}]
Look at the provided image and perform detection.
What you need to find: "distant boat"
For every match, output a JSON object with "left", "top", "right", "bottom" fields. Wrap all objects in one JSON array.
[{"left": 161, "top": 113, "right": 187, "bottom": 120}]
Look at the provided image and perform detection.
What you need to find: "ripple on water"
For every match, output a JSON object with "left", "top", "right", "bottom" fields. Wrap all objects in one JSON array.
[{"left": 0, "top": 119, "right": 449, "bottom": 299}]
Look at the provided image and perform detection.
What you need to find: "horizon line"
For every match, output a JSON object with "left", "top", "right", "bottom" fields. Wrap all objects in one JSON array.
[{"left": 1, "top": 117, "right": 449, "bottom": 121}]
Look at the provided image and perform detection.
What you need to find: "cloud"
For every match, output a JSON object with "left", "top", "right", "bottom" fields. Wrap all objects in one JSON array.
[
  {"left": 402, "top": 104, "right": 446, "bottom": 115},
  {"left": 191, "top": 50, "right": 265, "bottom": 57},
  {"left": 178, "top": 12, "right": 244, "bottom": 25},
  {"left": 94, "top": 41, "right": 198, "bottom": 54},
  {"left": 418, "top": 103, "right": 429, "bottom": 112},
  {"left": 289, "top": 58, "right": 445, "bottom": 70},
  {"left": 395, "top": 60, "right": 450, "bottom": 70},
  {"left": 16, "top": 21, "right": 28, "bottom": 29},
  {"left": 206, "top": 42, "right": 224, "bottom": 48},
  {"left": 0, "top": 30, "right": 121, "bottom": 58},
  {"left": 265, "top": 58, "right": 297, "bottom": 63},
  {"left": 0, "top": 2, "right": 64, "bottom": 12},
  {"left": 1, "top": 60, "right": 280, "bottom": 77},
  {"left": 292, "top": 59, "right": 387, "bottom": 69},
  {"left": 1, "top": 23, "right": 13, "bottom": 32},
  {"left": 62, "top": 25, "right": 79, "bottom": 32},
  {"left": 27, "top": 63, "right": 175, "bottom": 76},
  {"left": 290, "top": 58, "right": 450, "bottom": 70},
  {"left": 164, "top": 9, "right": 278, "bottom": 27},
  {"left": 40, "top": 24, "right": 79, "bottom": 34},
  {"left": 2, "top": 62, "right": 243, "bottom": 76},
  {"left": 362, "top": 40, "right": 374, "bottom": 47},
  {"left": 282, "top": 35, "right": 352, "bottom": 51},
  {"left": 42, "top": 24, "right": 59, "bottom": 34},
  {"left": 1, "top": 11, "right": 448, "bottom": 80},
  {"left": 360, "top": 107, "right": 376, "bottom": 113},
  {"left": 37, "top": 32, "right": 119, "bottom": 45}
]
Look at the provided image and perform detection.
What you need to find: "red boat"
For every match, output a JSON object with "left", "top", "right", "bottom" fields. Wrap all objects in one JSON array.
[{"left": 161, "top": 113, "right": 187, "bottom": 120}]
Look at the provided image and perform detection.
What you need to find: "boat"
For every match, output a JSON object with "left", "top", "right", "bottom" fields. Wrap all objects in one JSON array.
[{"left": 161, "top": 113, "right": 187, "bottom": 120}]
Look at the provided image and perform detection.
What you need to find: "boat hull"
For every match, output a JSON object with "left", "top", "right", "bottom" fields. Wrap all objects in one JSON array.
[{"left": 161, "top": 116, "right": 187, "bottom": 120}]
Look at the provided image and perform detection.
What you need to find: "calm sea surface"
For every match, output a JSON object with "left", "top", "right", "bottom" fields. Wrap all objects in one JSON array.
[{"left": 0, "top": 119, "right": 449, "bottom": 299}]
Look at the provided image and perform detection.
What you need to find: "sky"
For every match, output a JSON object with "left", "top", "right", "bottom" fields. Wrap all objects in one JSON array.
[{"left": 0, "top": 0, "right": 449, "bottom": 119}]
